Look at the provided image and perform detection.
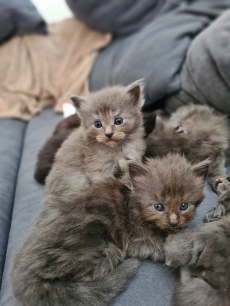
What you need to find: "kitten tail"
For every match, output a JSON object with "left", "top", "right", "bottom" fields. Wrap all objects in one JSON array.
[{"left": 12, "top": 259, "right": 140, "bottom": 306}]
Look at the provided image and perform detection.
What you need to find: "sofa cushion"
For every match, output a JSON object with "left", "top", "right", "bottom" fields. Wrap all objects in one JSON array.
[
  {"left": 89, "top": 1, "right": 230, "bottom": 111},
  {"left": 0, "top": 119, "right": 26, "bottom": 289},
  {"left": 0, "top": 107, "right": 218, "bottom": 305},
  {"left": 0, "top": 0, "right": 47, "bottom": 44}
]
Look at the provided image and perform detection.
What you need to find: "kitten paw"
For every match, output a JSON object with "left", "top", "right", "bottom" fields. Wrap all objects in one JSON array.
[
  {"left": 173, "top": 125, "right": 187, "bottom": 134},
  {"left": 203, "top": 204, "right": 226, "bottom": 223},
  {"left": 209, "top": 177, "right": 230, "bottom": 194}
]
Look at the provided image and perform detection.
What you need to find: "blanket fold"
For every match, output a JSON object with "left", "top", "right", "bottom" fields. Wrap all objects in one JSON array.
[{"left": 0, "top": 18, "right": 111, "bottom": 120}]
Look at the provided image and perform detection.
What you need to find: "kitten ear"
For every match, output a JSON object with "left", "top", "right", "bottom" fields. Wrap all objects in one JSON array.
[
  {"left": 189, "top": 159, "right": 210, "bottom": 181},
  {"left": 125, "top": 79, "right": 145, "bottom": 108},
  {"left": 69, "top": 94, "right": 85, "bottom": 117},
  {"left": 128, "top": 160, "right": 149, "bottom": 186}
]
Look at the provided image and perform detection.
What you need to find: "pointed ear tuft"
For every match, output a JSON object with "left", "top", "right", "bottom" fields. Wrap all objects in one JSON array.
[
  {"left": 125, "top": 79, "right": 145, "bottom": 108},
  {"left": 190, "top": 159, "right": 210, "bottom": 181},
  {"left": 68, "top": 94, "right": 85, "bottom": 109},
  {"left": 128, "top": 160, "right": 149, "bottom": 185}
]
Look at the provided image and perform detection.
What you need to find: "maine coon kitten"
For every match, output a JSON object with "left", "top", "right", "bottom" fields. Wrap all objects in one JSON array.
[
  {"left": 34, "top": 112, "right": 156, "bottom": 185},
  {"left": 11, "top": 154, "right": 209, "bottom": 306},
  {"left": 34, "top": 114, "right": 81, "bottom": 184},
  {"left": 45, "top": 80, "right": 146, "bottom": 195},
  {"left": 164, "top": 196, "right": 230, "bottom": 306},
  {"left": 146, "top": 104, "right": 229, "bottom": 181}
]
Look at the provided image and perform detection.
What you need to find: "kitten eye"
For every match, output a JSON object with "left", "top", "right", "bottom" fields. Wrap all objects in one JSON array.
[
  {"left": 180, "top": 203, "right": 188, "bottom": 211},
  {"left": 154, "top": 204, "right": 164, "bottom": 211},
  {"left": 114, "top": 118, "right": 123, "bottom": 125},
  {"left": 94, "top": 121, "right": 102, "bottom": 128}
]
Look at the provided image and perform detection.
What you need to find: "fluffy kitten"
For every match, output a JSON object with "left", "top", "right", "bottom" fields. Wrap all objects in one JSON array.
[
  {"left": 34, "top": 114, "right": 81, "bottom": 184},
  {"left": 45, "top": 80, "right": 146, "bottom": 194},
  {"left": 165, "top": 216, "right": 230, "bottom": 305},
  {"left": 34, "top": 112, "right": 156, "bottom": 185},
  {"left": 146, "top": 104, "right": 229, "bottom": 180},
  {"left": 11, "top": 154, "right": 209, "bottom": 306}
]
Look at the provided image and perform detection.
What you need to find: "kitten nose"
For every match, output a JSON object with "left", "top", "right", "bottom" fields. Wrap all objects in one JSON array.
[
  {"left": 168, "top": 220, "right": 179, "bottom": 227},
  {"left": 169, "top": 214, "right": 179, "bottom": 227},
  {"left": 105, "top": 133, "right": 113, "bottom": 139}
]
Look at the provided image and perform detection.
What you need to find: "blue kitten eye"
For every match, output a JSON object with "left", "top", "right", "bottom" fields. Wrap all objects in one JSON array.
[
  {"left": 94, "top": 121, "right": 102, "bottom": 128},
  {"left": 114, "top": 118, "right": 123, "bottom": 125},
  {"left": 180, "top": 203, "right": 188, "bottom": 211},
  {"left": 154, "top": 204, "right": 164, "bottom": 211}
]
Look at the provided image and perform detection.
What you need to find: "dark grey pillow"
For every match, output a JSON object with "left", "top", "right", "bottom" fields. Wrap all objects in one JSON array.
[
  {"left": 66, "top": 0, "right": 180, "bottom": 37},
  {"left": 88, "top": 0, "right": 230, "bottom": 110},
  {"left": 0, "top": 0, "right": 47, "bottom": 44}
]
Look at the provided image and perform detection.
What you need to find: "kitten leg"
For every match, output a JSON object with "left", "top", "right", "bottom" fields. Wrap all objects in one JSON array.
[
  {"left": 207, "top": 152, "right": 226, "bottom": 184},
  {"left": 164, "top": 229, "right": 206, "bottom": 267},
  {"left": 203, "top": 177, "right": 230, "bottom": 223}
]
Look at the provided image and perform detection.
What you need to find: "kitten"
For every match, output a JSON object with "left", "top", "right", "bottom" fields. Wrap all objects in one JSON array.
[
  {"left": 165, "top": 217, "right": 230, "bottom": 305},
  {"left": 45, "top": 80, "right": 146, "bottom": 194},
  {"left": 11, "top": 154, "right": 209, "bottom": 306},
  {"left": 34, "top": 112, "right": 156, "bottom": 185},
  {"left": 34, "top": 114, "right": 81, "bottom": 184},
  {"left": 146, "top": 104, "right": 229, "bottom": 181}
]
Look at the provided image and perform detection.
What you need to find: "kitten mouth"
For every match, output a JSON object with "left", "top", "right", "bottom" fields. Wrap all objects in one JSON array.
[{"left": 214, "top": 178, "right": 223, "bottom": 190}]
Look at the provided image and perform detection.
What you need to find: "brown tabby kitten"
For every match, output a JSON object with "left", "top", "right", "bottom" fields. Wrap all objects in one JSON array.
[
  {"left": 45, "top": 80, "right": 146, "bottom": 195},
  {"left": 11, "top": 155, "right": 209, "bottom": 306},
  {"left": 165, "top": 189, "right": 230, "bottom": 306},
  {"left": 34, "top": 114, "right": 81, "bottom": 184},
  {"left": 146, "top": 104, "right": 229, "bottom": 181}
]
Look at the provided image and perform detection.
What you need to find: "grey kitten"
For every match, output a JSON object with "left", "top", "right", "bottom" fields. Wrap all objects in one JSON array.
[
  {"left": 146, "top": 104, "right": 229, "bottom": 181},
  {"left": 164, "top": 181, "right": 230, "bottom": 306}
]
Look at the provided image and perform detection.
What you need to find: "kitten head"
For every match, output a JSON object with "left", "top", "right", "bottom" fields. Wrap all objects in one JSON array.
[
  {"left": 69, "top": 80, "right": 144, "bottom": 148},
  {"left": 129, "top": 154, "right": 209, "bottom": 233}
]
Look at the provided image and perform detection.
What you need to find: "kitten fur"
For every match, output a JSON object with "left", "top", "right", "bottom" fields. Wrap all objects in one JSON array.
[
  {"left": 45, "top": 80, "right": 146, "bottom": 194},
  {"left": 34, "top": 114, "right": 81, "bottom": 184},
  {"left": 34, "top": 112, "right": 156, "bottom": 185},
  {"left": 165, "top": 217, "right": 230, "bottom": 306},
  {"left": 146, "top": 104, "right": 229, "bottom": 180},
  {"left": 11, "top": 154, "right": 209, "bottom": 306},
  {"left": 203, "top": 176, "right": 230, "bottom": 222}
]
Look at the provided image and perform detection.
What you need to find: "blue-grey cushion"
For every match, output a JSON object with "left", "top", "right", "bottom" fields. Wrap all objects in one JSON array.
[
  {"left": 0, "top": 109, "right": 219, "bottom": 306},
  {"left": 0, "top": 119, "right": 26, "bottom": 289},
  {"left": 89, "top": 0, "right": 230, "bottom": 111},
  {"left": 0, "top": 0, "right": 47, "bottom": 44},
  {"left": 66, "top": 0, "right": 178, "bottom": 37}
]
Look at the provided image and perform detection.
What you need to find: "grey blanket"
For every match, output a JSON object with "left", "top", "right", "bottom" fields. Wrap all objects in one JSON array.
[{"left": 165, "top": 9, "right": 230, "bottom": 115}]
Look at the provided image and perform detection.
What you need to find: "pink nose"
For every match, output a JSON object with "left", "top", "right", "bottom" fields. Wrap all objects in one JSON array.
[
  {"left": 168, "top": 220, "right": 179, "bottom": 227},
  {"left": 105, "top": 133, "right": 113, "bottom": 139}
]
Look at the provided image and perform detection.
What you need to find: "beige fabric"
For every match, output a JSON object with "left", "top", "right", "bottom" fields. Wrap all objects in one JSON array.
[{"left": 0, "top": 18, "right": 111, "bottom": 120}]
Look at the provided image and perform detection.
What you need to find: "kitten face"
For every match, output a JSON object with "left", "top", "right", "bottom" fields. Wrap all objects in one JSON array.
[
  {"left": 70, "top": 80, "right": 144, "bottom": 148},
  {"left": 129, "top": 155, "right": 209, "bottom": 233}
]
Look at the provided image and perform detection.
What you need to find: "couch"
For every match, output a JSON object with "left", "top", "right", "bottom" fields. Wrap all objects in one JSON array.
[{"left": 0, "top": 0, "right": 229, "bottom": 305}]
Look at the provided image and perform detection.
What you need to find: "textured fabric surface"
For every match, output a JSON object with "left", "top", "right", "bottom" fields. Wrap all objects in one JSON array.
[
  {"left": 165, "top": 9, "right": 230, "bottom": 115},
  {"left": 89, "top": 0, "right": 230, "bottom": 111},
  {"left": 0, "top": 18, "right": 111, "bottom": 121},
  {"left": 0, "top": 109, "right": 219, "bottom": 306},
  {"left": 0, "top": 0, "right": 46, "bottom": 43},
  {"left": 0, "top": 119, "right": 26, "bottom": 289}
]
